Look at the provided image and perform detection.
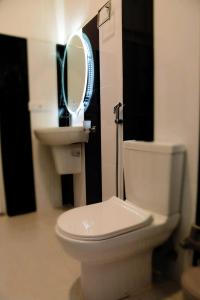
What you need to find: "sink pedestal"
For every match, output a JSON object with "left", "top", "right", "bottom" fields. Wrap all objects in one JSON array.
[
  {"left": 73, "top": 143, "right": 87, "bottom": 207},
  {"left": 52, "top": 143, "right": 86, "bottom": 207},
  {"left": 51, "top": 143, "right": 82, "bottom": 175},
  {"left": 34, "top": 126, "right": 89, "bottom": 207}
]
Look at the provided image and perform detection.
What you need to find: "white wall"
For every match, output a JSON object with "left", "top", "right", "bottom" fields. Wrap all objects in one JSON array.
[
  {"left": 0, "top": 38, "right": 62, "bottom": 213},
  {"left": 99, "top": 0, "right": 123, "bottom": 200},
  {"left": 154, "top": 0, "right": 200, "bottom": 277},
  {"left": 0, "top": 0, "right": 111, "bottom": 212},
  {"left": 0, "top": 1, "right": 63, "bottom": 212},
  {"left": 28, "top": 39, "right": 62, "bottom": 211},
  {"left": 63, "top": 0, "right": 105, "bottom": 41},
  {"left": 0, "top": 0, "right": 199, "bottom": 279},
  {"left": 0, "top": 0, "right": 106, "bottom": 43},
  {"left": 0, "top": 0, "right": 61, "bottom": 42},
  {"left": 63, "top": 0, "right": 123, "bottom": 200},
  {"left": 64, "top": 0, "right": 200, "bottom": 279}
]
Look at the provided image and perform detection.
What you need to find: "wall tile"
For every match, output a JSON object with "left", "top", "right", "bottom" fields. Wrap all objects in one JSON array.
[
  {"left": 99, "top": 0, "right": 123, "bottom": 200},
  {"left": 154, "top": 0, "right": 200, "bottom": 276},
  {"left": 28, "top": 39, "right": 62, "bottom": 211}
]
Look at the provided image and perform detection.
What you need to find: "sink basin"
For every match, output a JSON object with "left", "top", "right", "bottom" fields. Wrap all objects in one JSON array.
[
  {"left": 34, "top": 126, "right": 89, "bottom": 146},
  {"left": 34, "top": 126, "right": 90, "bottom": 175}
]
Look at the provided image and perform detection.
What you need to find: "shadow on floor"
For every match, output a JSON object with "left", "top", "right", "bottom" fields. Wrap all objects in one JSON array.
[
  {"left": 68, "top": 278, "right": 183, "bottom": 300},
  {"left": 137, "top": 281, "right": 183, "bottom": 300},
  {"left": 69, "top": 277, "right": 84, "bottom": 300}
]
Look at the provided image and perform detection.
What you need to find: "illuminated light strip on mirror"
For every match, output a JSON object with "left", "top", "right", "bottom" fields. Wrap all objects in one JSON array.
[
  {"left": 62, "top": 30, "right": 88, "bottom": 116},
  {"left": 61, "top": 30, "right": 95, "bottom": 117},
  {"left": 83, "top": 33, "right": 95, "bottom": 112}
]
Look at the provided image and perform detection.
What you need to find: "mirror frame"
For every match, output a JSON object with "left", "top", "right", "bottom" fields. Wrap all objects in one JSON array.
[{"left": 62, "top": 31, "right": 94, "bottom": 116}]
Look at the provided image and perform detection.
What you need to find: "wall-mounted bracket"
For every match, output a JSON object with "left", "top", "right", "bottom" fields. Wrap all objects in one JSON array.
[{"left": 97, "top": 1, "right": 111, "bottom": 29}]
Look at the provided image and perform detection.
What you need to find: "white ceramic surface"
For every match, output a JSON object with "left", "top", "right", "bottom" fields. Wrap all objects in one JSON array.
[
  {"left": 124, "top": 141, "right": 185, "bottom": 216},
  {"left": 56, "top": 141, "right": 184, "bottom": 300},
  {"left": 34, "top": 126, "right": 89, "bottom": 175},
  {"left": 57, "top": 197, "right": 152, "bottom": 241},
  {"left": 154, "top": 0, "right": 200, "bottom": 276},
  {"left": 0, "top": 207, "right": 183, "bottom": 300},
  {"left": 56, "top": 210, "right": 179, "bottom": 300},
  {"left": 34, "top": 126, "right": 89, "bottom": 146},
  {"left": 56, "top": 208, "right": 178, "bottom": 263},
  {"left": 124, "top": 141, "right": 185, "bottom": 154}
]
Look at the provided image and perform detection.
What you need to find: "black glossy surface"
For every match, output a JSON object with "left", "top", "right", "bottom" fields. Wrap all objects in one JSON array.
[
  {"left": 83, "top": 16, "right": 102, "bottom": 205},
  {"left": 61, "top": 174, "right": 74, "bottom": 206},
  {"left": 122, "top": 0, "right": 154, "bottom": 141},
  {"left": 56, "top": 44, "right": 74, "bottom": 206},
  {"left": 56, "top": 44, "right": 70, "bottom": 127},
  {"left": 56, "top": 18, "right": 102, "bottom": 206},
  {"left": 0, "top": 34, "right": 36, "bottom": 216},
  {"left": 194, "top": 150, "right": 200, "bottom": 264}
]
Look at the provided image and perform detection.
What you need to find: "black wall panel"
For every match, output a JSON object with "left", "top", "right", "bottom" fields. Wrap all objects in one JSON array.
[
  {"left": 57, "top": 17, "right": 102, "bottom": 206},
  {"left": 83, "top": 16, "right": 102, "bottom": 205},
  {"left": 122, "top": 0, "right": 154, "bottom": 141},
  {"left": 194, "top": 148, "right": 200, "bottom": 264},
  {"left": 56, "top": 44, "right": 74, "bottom": 206},
  {"left": 56, "top": 44, "right": 70, "bottom": 127},
  {"left": 0, "top": 34, "right": 36, "bottom": 216}
]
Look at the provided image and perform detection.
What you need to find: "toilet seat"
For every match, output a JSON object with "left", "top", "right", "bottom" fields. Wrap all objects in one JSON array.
[{"left": 56, "top": 197, "right": 153, "bottom": 241}]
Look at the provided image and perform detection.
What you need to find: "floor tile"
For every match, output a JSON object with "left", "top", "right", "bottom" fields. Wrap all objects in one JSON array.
[{"left": 0, "top": 208, "right": 183, "bottom": 300}]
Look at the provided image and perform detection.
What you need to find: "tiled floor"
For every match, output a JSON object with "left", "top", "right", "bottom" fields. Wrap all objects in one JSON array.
[{"left": 0, "top": 208, "right": 184, "bottom": 300}]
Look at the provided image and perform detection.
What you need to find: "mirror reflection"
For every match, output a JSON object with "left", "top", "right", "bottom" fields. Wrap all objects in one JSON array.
[{"left": 62, "top": 32, "right": 94, "bottom": 115}]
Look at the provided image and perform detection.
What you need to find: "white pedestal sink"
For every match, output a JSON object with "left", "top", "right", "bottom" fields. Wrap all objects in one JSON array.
[
  {"left": 34, "top": 126, "right": 89, "bottom": 175},
  {"left": 34, "top": 126, "right": 89, "bottom": 146}
]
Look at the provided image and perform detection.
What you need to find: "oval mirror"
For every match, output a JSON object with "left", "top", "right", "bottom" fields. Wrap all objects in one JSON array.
[{"left": 62, "top": 32, "right": 94, "bottom": 115}]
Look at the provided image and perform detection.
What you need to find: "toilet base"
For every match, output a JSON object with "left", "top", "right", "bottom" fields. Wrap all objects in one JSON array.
[{"left": 81, "top": 251, "right": 152, "bottom": 300}]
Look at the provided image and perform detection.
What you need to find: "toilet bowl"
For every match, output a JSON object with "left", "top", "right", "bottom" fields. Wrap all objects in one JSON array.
[
  {"left": 56, "top": 141, "right": 185, "bottom": 300},
  {"left": 56, "top": 198, "right": 179, "bottom": 300}
]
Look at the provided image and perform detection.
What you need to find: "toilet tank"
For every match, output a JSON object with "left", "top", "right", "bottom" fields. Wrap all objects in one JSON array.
[{"left": 123, "top": 141, "right": 185, "bottom": 216}]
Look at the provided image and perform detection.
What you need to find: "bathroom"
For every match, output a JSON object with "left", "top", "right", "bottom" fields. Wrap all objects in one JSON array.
[{"left": 0, "top": 0, "right": 200, "bottom": 299}]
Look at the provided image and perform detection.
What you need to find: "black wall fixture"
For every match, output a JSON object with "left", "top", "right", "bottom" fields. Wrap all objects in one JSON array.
[
  {"left": 83, "top": 16, "right": 102, "bottom": 205},
  {"left": 56, "top": 44, "right": 74, "bottom": 206},
  {"left": 193, "top": 148, "right": 200, "bottom": 265},
  {"left": 56, "top": 44, "right": 70, "bottom": 128},
  {"left": 0, "top": 34, "right": 36, "bottom": 216},
  {"left": 122, "top": 0, "right": 154, "bottom": 142},
  {"left": 56, "top": 17, "right": 102, "bottom": 206}
]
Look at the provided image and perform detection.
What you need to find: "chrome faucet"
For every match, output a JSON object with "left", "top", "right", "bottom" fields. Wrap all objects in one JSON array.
[
  {"left": 113, "top": 102, "right": 123, "bottom": 124},
  {"left": 83, "top": 120, "right": 96, "bottom": 134}
]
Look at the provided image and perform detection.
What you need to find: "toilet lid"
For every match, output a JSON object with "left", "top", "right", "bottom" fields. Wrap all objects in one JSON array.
[{"left": 56, "top": 197, "right": 153, "bottom": 241}]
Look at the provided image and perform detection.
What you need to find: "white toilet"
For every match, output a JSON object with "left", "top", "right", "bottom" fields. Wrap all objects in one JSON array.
[{"left": 55, "top": 141, "right": 185, "bottom": 300}]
